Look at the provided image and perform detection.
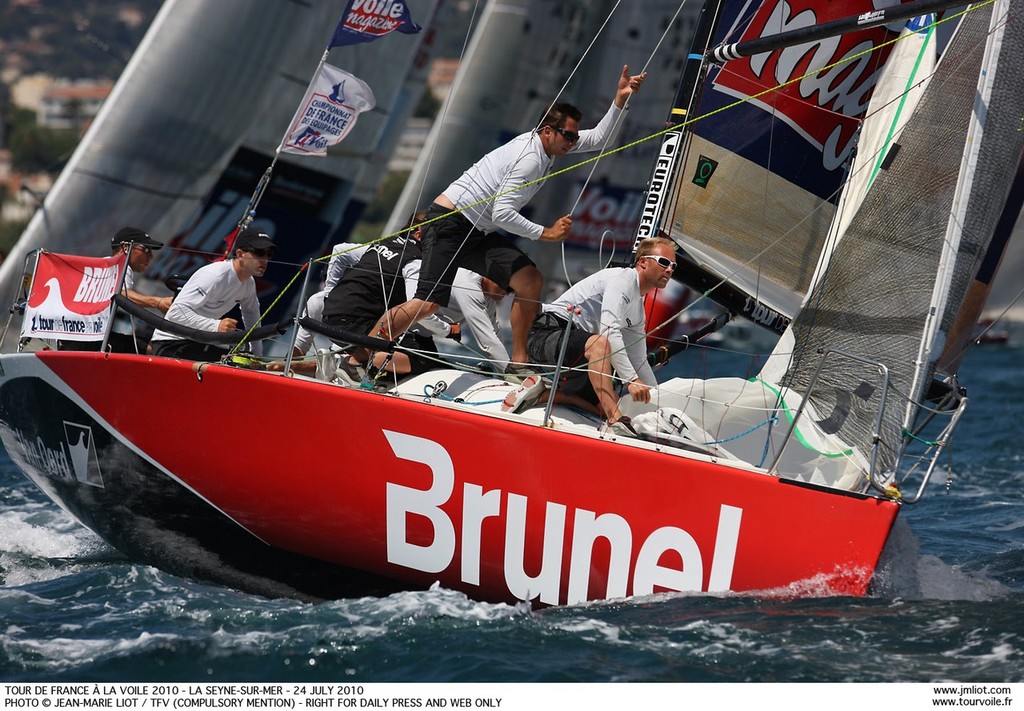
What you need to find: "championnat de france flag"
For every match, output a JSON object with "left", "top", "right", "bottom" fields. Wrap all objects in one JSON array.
[
  {"left": 279, "top": 64, "right": 376, "bottom": 156},
  {"left": 21, "top": 251, "right": 127, "bottom": 342},
  {"left": 329, "top": 0, "right": 421, "bottom": 48}
]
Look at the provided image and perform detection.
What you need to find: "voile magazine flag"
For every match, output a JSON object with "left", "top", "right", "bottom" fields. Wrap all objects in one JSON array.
[{"left": 329, "top": 0, "right": 421, "bottom": 48}]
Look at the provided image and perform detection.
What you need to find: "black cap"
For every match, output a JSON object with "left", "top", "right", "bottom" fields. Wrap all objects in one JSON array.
[
  {"left": 234, "top": 227, "right": 276, "bottom": 254},
  {"left": 111, "top": 226, "right": 163, "bottom": 250}
]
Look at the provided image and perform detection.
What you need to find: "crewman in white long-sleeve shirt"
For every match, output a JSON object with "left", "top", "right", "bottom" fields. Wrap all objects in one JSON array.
[
  {"left": 504, "top": 237, "right": 677, "bottom": 436},
  {"left": 150, "top": 227, "right": 274, "bottom": 362},
  {"left": 369, "top": 65, "right": 647, "bottom": 375},
  {"left": 400, "top": 266, "right": 510, "bottom": 373}
]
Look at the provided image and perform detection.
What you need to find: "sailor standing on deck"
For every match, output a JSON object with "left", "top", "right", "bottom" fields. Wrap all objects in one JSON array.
[
  {"left": 368, "top": 65, "right": 647, "bottom": 376},
  {"left": 150, "top": 227, "right": 273, "bottom": 362}
]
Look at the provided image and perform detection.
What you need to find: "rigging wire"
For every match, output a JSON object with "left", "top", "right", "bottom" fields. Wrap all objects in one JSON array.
[
  {"left": 405, "top": 0, "right": 485, "bottom": 221},
  {"left": 557, "top": 0, "right": 692, "bottom": 288},
  {"left": 232, "top": 4, "right": 992, "bottom": 372}
]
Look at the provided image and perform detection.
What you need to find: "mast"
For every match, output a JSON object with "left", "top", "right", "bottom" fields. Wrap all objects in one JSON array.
[{"left": 629, "top": 0, "right": 724, "bottom": 254}]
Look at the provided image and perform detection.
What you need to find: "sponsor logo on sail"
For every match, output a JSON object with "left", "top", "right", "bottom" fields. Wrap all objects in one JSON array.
[
  {"left": 742, "top": 296, "right": 791, "bottom": 333},
  {"left": 634, "top": 132, "right": 680, "bottom": 247},
  {"left": 715, "top": 0, "right": 899, "bottom": 171},
  {"left": 692, "top": 156, "right": 718, "bottom": 188}
]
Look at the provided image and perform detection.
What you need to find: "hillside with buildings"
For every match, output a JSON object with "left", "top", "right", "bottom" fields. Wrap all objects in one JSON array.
[{"left": 0, "top": 0, "right": 163, "bottom": 254}]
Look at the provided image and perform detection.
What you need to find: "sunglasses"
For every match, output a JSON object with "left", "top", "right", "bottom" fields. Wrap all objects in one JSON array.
[
  {"left": 553, "top": 126, "right": 580, "bottom": 143},
  {"left": 641, "top": 255, "right": 676, "bottom": 270},
  {"left": 134, "top": 244, "right": 153, "bottom": 256},
  {"left": 247, "top": 248, "right": 274, "bottom": 259}
]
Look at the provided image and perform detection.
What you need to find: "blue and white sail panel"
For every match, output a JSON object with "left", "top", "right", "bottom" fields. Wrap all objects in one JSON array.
[{"left": 670, "top": 0, "right": 918, "bottom": 318}]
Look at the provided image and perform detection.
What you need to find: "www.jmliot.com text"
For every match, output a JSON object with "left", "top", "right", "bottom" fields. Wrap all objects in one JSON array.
[{"left": 933, "top": 686, "right": 1014, "bottom": 707}]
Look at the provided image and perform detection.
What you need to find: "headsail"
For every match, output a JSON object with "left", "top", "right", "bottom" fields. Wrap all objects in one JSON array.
[{"left": 776, "top": 0, "right": 1024, "bottom": 476}]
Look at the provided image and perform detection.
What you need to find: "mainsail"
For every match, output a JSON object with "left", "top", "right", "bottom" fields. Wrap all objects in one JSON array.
[{"left": 778, "top": 0, "right": 1024, "bottom": 476}]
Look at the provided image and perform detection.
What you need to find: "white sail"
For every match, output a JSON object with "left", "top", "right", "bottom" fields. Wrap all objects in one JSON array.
[
  {"left": 763, "top": 11, "right": 938, "bottom": 381},
  {"left": 776, "top": 0, "right": 1024, "bottom": 475},
  {"left": 829, "top": 13, "right": 938, "bottom": 246}
]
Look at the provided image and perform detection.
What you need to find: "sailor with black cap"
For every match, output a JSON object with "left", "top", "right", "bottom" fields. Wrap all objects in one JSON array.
[
  {"left": 58, "top": 226, "right": 174, "bottom": 353},
  {"left": 110, "top": 226, "right": 173, "bottom": 313},
  {"left": 150, "top": 226, "right": 275, "bottom": 362}
]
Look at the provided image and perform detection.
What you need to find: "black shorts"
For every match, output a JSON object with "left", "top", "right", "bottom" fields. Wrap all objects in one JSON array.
[
  {"left": 399, "top": 332, "right": 439, "bottom": 376},
  {"left": 415, "top": 202, "right": 535, "bottom": 306},
  {"left": 526, "top": 312, "right": 596, "bottom": 402},
  {"left": 324, "top": 313, "right": 378, "bottom": 343}
]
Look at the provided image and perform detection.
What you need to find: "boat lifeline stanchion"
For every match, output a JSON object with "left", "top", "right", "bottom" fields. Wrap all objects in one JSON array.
[
  {"left": 281, "top": 261, "right": 318, "bottom": 375},
  {"left": 541, "top": 310, "right": 579, "bottom": 428},
  {"left": 1, "top": 249, "right": 40, "bottom": 351},
  {"left": 99, "top": 241, "right": 136, "bottom": 354}
]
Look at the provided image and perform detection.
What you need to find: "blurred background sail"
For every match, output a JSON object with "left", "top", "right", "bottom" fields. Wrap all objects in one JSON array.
[{"left": 0, "top": 0, "right": 443, "bottom": 341}]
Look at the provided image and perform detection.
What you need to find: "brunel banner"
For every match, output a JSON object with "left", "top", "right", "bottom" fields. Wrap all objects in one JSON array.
[{"left": 21, "top": 251, "right": 127, "bottom": 341}]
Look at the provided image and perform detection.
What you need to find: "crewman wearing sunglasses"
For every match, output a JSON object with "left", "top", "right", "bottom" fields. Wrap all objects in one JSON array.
[
  {"left": 57, "top": 226, "right": 174, "bottom": 354},
  {"left": 503, "top": 237, "right": 678, "bottom": 437},
  {"left": 368, "top": 65, "right": 647, "bottom": 380},
  {"left": 150, "top": 226, "right": 275, "bottom": 362}
]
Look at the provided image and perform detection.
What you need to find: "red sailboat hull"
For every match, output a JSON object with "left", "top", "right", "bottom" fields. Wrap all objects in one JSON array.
[{"left": 0, "top": 352, "right": 899, "bottom": 605}]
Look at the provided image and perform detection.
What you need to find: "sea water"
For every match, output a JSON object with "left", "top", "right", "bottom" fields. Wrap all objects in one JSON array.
[{"left": 1, "top": 344, "right": 1021, "bottom": 683}]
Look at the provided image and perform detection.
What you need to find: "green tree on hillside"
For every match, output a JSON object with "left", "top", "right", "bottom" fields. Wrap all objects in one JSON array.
[{"left": 2, "top": 106, "right": 78, "bottom": 173}]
